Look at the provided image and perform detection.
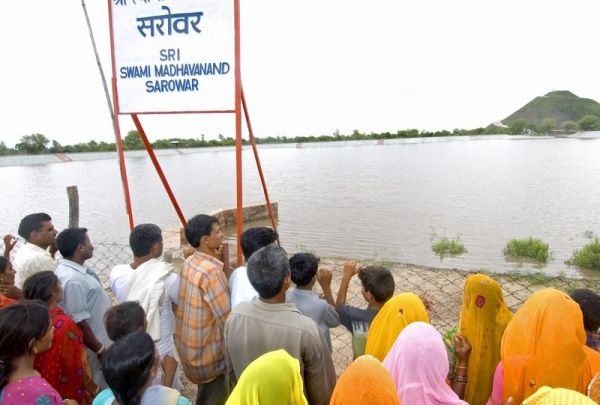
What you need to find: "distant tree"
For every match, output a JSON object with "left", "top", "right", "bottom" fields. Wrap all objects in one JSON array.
[
  {"left": 577, "top": 115, "right": 600, "bottom": 131},
  {"left": 561, "top": 121, "right": 578, "bottom": 131},
  {"left": 509, "top": 119, "right": 529, "bottom": 135},
  {"left": 540, "top": 118, "right": 556, "bottom": 134},
  {"left": 48, "top": 140, "right": 65, "bottom": 153},
  {"left": 0, "top": 141, "right": 15, "bottom": 156},
  {"left": 122, "top": 130, "right": 144, "bottom": 150},
  {"left": 15, "top": 133, "right": 50, "bottom": 154}
]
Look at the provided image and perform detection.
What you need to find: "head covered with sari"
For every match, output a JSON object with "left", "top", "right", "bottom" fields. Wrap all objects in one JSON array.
[
  {"left": 330, "top": 355, "right": 399, "bottom": 405},
  {"left": 225, "top": 349, "right": 307, "bottom": 405},
  {"left": 521, "top": 386, "right": 596, "bottom": 405},
  {"left": 365, "top": 292, "right": 430, "bottom": 361},
  {"left": 382, "top": 322, "right": 467, "bottom": 405},
  {"left": 458, "top": 274, "right": 512, "bottom": 405},
  {"left": 501, "top": 288, "right": 600, "bottom": 403}
]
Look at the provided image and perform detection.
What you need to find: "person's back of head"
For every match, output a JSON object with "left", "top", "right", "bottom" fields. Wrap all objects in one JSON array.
[
  {"left": 0, "top": 300, "right": 51, "bottom": 389},
  {"left": 289, "top": 253, "right": 319, "bottom": 287},
  {"left": 247, "top": 245, "right": 290, "bottom": 299},
  {"left": 358, "top": 266, "right": 395, "bottom": 304},
  {"left": 570, "top": 288, "right": 600, "bottom": 332},
  {"left": 104, "top": 301, "right": 146, "bottom": 341},
  {"left": 184, "top": 214, "right": 217, "bottom": 248},
  {"left": 17, "top": 213, "right": 52, "bottom": 242},
  {"left": 129, "top": 224, "right": 163, "bottom": 258},
  {"left": 240, "top": 227, "right": 279, "bottom": 262},
  {"left": 103, "top": 331, "right": 156, "bottom": 405},
  {"left": 56, "top": 227, "right": 88, "bottom": 259},
  {"left": 22, "top": 271, "right": 60, "bottom": 305}
]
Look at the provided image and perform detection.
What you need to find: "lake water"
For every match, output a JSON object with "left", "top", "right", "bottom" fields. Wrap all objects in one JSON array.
[{"left": 2, "top": 135, "right": 600, "bottom": 277}]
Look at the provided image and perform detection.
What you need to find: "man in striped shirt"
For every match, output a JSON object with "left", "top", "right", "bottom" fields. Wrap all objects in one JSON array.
[{"left": 175, "top": 214, "right": 230, "bottom": 405}]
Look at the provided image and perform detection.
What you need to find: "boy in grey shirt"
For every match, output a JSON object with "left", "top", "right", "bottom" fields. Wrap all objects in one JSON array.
[{"left": 286, "top": 253, "right": 340, "bottom": 351}]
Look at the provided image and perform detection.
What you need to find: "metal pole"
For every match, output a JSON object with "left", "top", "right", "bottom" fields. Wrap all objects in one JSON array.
[
  {"left": 83, "top": 0, "right": 134, "bottom": 229},
  {"left": 241, "top": 88, "right": 279, "bottom": 242}
]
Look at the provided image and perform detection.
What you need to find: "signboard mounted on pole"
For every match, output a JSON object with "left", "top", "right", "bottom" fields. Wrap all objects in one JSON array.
[{"left": 110, "top": 0, "right": 235, "bottom": 113}]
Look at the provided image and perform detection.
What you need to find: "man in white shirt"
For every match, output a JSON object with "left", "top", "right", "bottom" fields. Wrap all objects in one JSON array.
[
  {"left": 229, "top": 227, "right": 279, "bottom": 309},
  {"left": 13, "top": 213, "right": 58, "bottom": 288},
  {"left": 109, "top": 223, "right": 181, "bottom": 389}
]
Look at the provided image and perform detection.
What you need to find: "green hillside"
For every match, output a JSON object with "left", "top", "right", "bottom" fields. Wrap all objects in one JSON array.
[{"left": 502, "top": 91, "right": 600, "bottom": 127}]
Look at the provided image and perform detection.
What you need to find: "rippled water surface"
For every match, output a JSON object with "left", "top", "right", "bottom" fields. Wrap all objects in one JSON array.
[{"left": 2, "top": 136, "right": 599, "bottom": 277}]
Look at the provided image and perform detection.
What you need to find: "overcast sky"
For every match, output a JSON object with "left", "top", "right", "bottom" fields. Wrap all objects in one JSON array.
[{"left": 1, "top": 0, "right": 599, "bottom": 147}]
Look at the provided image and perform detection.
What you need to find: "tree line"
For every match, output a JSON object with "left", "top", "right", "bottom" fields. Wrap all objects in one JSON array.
[{"left": 2, "top": 114, "right": 599, "bottom": 156}]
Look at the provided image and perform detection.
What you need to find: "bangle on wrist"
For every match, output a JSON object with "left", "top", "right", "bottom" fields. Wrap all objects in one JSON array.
[{"left": 95, "top": 345, "right": 105, "bottom": 355}]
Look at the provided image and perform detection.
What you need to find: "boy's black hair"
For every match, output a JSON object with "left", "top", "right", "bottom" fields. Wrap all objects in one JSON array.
[
  {"left": 358, "top": 266, "right": 395, "bottom": 303},
  {"left": 104, "top": 301, "right": 146, "bottom": 342},
  {"left": 571, "top": 288, "right": 600, "bottom": 332},
  {"left": 240, "top": 227, "right": 279, "bottom": 261},
  {"left": 289, "top": 253, "right": 319, "bottom": 287}
]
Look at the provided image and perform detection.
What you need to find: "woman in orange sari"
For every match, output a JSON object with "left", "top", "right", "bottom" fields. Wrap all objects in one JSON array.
[
  {"left": 457, "top": 274, "right": 512, "bottom": 405},
  {"left": 365, "top": 292, "right": 430, "bottom": 361},
  {"left": 23, "top": 271, "right": 98, "bottom": 404},
  {"left": 487, "top": 288, "right": 600, "bottom": 404},
  {"left": 330, "top": 355, "right": 399, "bottom": 405}
]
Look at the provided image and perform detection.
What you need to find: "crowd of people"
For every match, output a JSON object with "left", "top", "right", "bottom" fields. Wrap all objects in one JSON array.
[{"left": 0, "top": 212, "right": 599, "bottom": 405}]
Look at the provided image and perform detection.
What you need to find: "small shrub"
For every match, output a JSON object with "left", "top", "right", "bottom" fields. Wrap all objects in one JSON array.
[
  {"left": 569, "top": 238, "right": 600, "bottom": 270},
  {"left": 432, "top": 237, "right": 467, "bottom": 257},
  {"left": 504, "top": 238, "right": 549, "bottom": 263}
]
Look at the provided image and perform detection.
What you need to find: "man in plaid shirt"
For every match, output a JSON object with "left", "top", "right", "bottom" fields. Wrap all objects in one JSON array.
[{"left": 175, "top": 214, "right": 231, "bottom": 405}]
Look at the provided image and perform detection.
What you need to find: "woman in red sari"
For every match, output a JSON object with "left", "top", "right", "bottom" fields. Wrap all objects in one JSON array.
[
  {"left": 0, "top": 235, "right": 19, "bottom": 308},
  {"left": 23, "top": 271, "right": 99, "bottom": 404},
  {"left": 0, "top": 257, "right": 16, "bottom": 309}
]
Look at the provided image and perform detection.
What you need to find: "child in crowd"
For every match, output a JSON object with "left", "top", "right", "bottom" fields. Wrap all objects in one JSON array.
[
  {"left": 94, "top": 331, "right": 191, "bottom": 405},
  {"left": 286, "top": 253, "right": 340, "bottom": 352},
  {"left": 103, "top": 301, "right": 165, "bottom": 386},
  {"left": 571, "top": 289, "right": 600, "bottom": 352},
  {"left": 335, "top": 262, "right": 395, "bottom": 357}
]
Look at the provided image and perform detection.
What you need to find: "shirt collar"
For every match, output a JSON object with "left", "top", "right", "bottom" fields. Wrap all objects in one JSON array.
[
  {"left": 194, "top": 251, "right": 223, "bottom": 266},
  {"left": 289, "top": 288, "right": 317, "bottom": 297},
  {"left": 24, "top": 242, "right": 51, "bottom": 256},
  {"left": 254, "top": 298, "right": 301, "bottom": 313},
  {"left": 59, "top": 259, "right": 89, "bottom": 275}
]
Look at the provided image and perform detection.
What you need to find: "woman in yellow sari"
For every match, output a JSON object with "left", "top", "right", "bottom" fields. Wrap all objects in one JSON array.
[
  {"left": 488, "top": 288, "right": 600, "bottom": 404},
  {"left": 365, "top": 292, "right": 430, "bottom": 361},
  {"left": 457, "top": 274, "right": 512, "bottom": 405},
  {"left": 330, "top": 355, "right": 399, "bottom": 405},
  {"left": 225, "top": 350, "right": 307, "bottom": 405}
]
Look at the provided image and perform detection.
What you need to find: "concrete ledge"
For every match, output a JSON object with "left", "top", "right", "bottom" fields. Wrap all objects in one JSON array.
[{"left": 162, "top": 202, "right": 278, "bottom": 269}]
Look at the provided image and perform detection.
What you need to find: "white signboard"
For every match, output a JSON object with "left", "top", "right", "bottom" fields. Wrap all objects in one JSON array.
[{"left": 110, "top": 0, "right": 235, "bottom": 113}]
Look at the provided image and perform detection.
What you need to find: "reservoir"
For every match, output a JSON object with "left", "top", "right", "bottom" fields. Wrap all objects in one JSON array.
[{"left": 1, "top": 135, "right": 599, "bottom": 277}]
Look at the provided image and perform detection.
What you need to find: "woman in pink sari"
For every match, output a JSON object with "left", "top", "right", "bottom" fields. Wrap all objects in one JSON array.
[{"left": 383, "top": 321, "right": 470, "bottom": 405}]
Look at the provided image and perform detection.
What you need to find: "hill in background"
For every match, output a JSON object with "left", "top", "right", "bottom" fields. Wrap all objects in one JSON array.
[{"left": 501, "top": 91, "right": 600, "bottom": 127}]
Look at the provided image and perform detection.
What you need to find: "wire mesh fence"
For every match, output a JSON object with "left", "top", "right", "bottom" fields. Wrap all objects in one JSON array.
[{"left": 2, "top": 240, "right": 600, "bottom": 377}]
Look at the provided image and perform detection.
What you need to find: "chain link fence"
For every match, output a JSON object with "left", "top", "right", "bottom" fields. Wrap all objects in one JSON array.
[{"left": 3, "top": 240, "right": 600, "bottom": 378}]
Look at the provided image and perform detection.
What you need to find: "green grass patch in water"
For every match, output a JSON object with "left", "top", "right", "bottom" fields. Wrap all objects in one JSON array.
[
  {"left": 504, "top": 237, "right": 550, "bottom": 263},
  {"left": 431, "top": 237, "right": 467, "bottom": 258},
  {"left": 567, "top": 238, "right": 600, "bottom": 270}
]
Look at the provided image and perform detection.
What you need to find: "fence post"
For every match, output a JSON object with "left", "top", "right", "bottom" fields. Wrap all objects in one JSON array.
[{"left": 67, "top": 186, "right": 79, "bottom": 228}]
